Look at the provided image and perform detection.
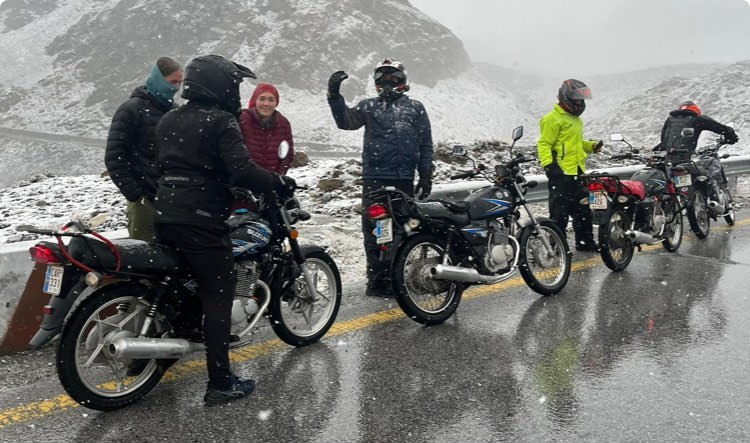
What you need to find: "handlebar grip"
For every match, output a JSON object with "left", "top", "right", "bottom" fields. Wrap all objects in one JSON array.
[{"left": 450, "top": 172, "right": 474, "bottom": 180}]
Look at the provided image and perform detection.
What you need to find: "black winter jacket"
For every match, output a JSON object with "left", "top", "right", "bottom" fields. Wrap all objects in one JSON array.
[
  {"left": 105, "top": 86, "right": 175, "bottom": 202},
  {"left": 328, "top": 94, "right": 433, "bottom": 181},
  {"left": 153, "top": 101, "right": 281, "bottom": 228},
  {"left": 657, "top": 109, "right": 736, "bottom": 163}
]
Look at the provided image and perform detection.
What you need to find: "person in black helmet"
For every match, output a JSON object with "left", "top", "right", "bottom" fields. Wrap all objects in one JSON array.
[
  {"left": 154, "top": 54, "right": 296, "bottom": 406},
  {"left": 537, "top": 79, "right": 603, "bottom": 252},
  {"left": 656, "top": 100, "right": 738, "bottom": 164},
  {"left": 327, "top": 58, "right": 434, "bottom": 297}
]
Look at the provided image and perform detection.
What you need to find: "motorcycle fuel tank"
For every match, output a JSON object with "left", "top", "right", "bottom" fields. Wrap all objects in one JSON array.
[
  {"left": 463, "top": 186, "right": 513, "bottom": 220},
  {"left": 230, "top": 214, "right": 272, "bottom": 255},
  {"left": 629, "top": 168, "right": 667, "bottom": 197}
]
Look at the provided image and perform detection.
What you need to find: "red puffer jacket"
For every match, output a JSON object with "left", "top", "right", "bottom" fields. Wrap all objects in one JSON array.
[{"left": 239, "top": 108, "right": 294, "bottom": 175}]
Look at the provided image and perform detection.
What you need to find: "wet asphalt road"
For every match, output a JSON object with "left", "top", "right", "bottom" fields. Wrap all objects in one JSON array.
[{"left": 1, "top": 216, "right": 750, "bottom": 442}]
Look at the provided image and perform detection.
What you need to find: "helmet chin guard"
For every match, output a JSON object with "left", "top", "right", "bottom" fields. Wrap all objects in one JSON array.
[{"left": 374, "top": 58, "right": 409, "bottom": 98}]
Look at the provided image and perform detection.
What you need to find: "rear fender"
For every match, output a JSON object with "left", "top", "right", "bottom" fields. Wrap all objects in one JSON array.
[{"left": 29, "top": 278, "right": 89, "bottom": 349}]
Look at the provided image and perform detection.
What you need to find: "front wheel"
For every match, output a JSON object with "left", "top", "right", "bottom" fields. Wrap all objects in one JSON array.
[
  {"left": 268, "top": 249, "right": 342, "bottom": 347},
  {"left": 392, "top": 234, "right": 463, "bottom": 325},
  {"left": 56, "top": 285, "right": 171, "bottom": 411},
  {"left": 687, "top": 189, "right": 710, "bottom": 238},
  {"left": 599, "top": 205, "right": 635, "bottom": 272},
  {"left": 719, "top": 186, "right": 735, "bottom": 226},
  {"left": 518, "top": 220, "right": 571, "bottom": 296}
]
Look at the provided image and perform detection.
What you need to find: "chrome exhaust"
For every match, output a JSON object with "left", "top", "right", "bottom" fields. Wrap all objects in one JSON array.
[
  {"left": 707, "top": 200, "right": 725, "bottom": 216},
  {"left": 625, "top": 230, "right": 657, "bottom": 244},
  {"left": 431, "top": 264, "right": 504, "bottom": 284},
  {"left": 109, "top": 337, "right": 204, "bottom": 360}
]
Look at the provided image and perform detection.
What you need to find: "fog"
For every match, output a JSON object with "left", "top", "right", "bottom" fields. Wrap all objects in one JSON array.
[{"left": 410, "top": 0, "right": 750, "bottom": 76}]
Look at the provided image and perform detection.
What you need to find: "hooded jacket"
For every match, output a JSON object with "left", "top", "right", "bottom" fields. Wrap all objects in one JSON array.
[
  {"left": 537, "top": 103, "right": 598, "bottom": 175},
  {"left": 328, "top": 93, "right": 433, "bottom": 181},
  {"left": 105, "top": 86, "right": 176, "bottom": 202}
]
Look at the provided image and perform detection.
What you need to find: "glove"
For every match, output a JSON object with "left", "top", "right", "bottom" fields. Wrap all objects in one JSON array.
[
  {"left": 327, "top": 71, "right": 349, "bottom": 98},
  {"left": 414, "top": 176, "right": 432, "bottom": 200},
  {"left": 593, "top": 140, "right": 604, "bottom": 153},
  {"left": 544, "top": 163, "right": 564, "bottom": 180},
  {"left": 277, "top": 175, "right": 297, "bottom": 197},
  {"left": 725, "top": 128, "right": 738, "bottom": 144}
]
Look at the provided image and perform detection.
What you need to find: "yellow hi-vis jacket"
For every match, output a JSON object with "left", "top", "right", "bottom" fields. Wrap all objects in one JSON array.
[{"left": 537, "top": 104, "right": 597, "bottom": 175}]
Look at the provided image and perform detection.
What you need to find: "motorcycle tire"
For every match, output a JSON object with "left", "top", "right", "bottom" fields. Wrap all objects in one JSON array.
[
  {"left": 268, "top": 249, "right": 342, "bottom": 347},
  {"left": 687, "top": 189, "right": 710, "bottom": 239},
  {"left": 518, "top": 219, "right": 571, "bottom": 296},
  {"left": 720, "top": 187, "right": 735, "bottom": 226},
  {"left": 56, "top": 285, "right": 172, "bottom": 411},
  {"left": 661, "top": 198, "right": 684, "bottom": 252},
  {"left": 598, "top": 205, "right": 635, "bottom": 272},
  {"left": 392, "top": 233, "right": 463, "bottom": 325}
]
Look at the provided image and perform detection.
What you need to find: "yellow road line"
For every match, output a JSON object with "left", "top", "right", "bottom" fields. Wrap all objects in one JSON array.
[{"left": 2, "top": 216, "right": 749, "bottom": 428}]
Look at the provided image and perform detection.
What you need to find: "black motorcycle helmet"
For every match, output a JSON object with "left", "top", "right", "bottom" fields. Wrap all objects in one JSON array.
[
  {"left": 558, "top": 79, "right": 592, "bottom": 116},
  {"left": 374, "top": 58, "right": 409, "bottom": 99},
  {"left": 181, "top": 55, "right": 256, "bottom": 115}
]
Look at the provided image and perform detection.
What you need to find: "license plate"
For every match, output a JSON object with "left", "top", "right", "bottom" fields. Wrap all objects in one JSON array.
[
  {"left": 673, "top": 174, "right": 692, "bottom": 187},
  {"left": 43, "top": 265, "right": 64, "bottom": 295},
  {"left": 589, "top": 191, "right": 608, "bottom": 210},
  {"left": 375, "top": 219, "right": 393, "bottom": 244}
]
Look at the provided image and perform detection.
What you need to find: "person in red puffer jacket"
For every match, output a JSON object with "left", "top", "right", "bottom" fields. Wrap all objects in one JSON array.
[{"left": 239, "top": 83, "right": 295, "bottom": 174}]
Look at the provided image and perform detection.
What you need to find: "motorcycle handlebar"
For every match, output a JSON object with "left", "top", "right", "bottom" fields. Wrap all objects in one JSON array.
[{"left": 450, "top": 171, "right": 475, "bottom": 180}]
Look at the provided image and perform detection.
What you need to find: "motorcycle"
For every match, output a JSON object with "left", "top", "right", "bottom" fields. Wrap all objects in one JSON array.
[
  {"left": 585, "top": 133, "right": 688, "bottom": 271},
  {"left": 364, "top": 126, "right": 571, "bottom": 325},
  {"left": 19, "top": 180, "right": 342, "bottom": 411},
  {"left": 681, "top": 133, "right": 736, "bottom": 236}
]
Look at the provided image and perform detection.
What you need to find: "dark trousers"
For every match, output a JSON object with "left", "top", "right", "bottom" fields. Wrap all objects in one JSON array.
[
  {"left": 361, "top": 179, "right": 414, "bottom": 281},
  {"left": 547, "top": 173, "right": 594, "bottom": 246},
  {"left": 156, "top": 223, "right": 236, "bottom": 389}
]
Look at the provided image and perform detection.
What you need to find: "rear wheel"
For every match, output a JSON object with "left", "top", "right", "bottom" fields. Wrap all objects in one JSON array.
[
  {"left": 661, "top": 199, "right": 684, "bottom": 252},
  {"left": 268, "top": 250, "right": 342, "bottom": 347},
  {"left": 599, "top": 205, "right": 635, "bottom": 272},
  {"left": 56, "top": 285, "right": 171, "bottom": 411},
  {"left": 518, "top": 220, "right": 571, "bottom": 296},
  {"left": 687, "top": 189, "right": 710, "bottom": 238},
  {"left": 392, "top": 234, "right": 463, "bottom": 325}
]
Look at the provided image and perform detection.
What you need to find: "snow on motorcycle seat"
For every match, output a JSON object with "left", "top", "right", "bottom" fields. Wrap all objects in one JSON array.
[{"left": 68, "top": 237, "right": 187, "bottom": 276}]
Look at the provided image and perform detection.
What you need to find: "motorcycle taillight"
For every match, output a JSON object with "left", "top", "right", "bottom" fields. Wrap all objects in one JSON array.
[
  {"left": 588, "top": 182, "right": 605, "bottom": 192},
  {"left": 29, "top": 245, "right": 61, "bottom": 264},
  {"left": 367, "top": 203, "right": 389, "bottom": 219}
]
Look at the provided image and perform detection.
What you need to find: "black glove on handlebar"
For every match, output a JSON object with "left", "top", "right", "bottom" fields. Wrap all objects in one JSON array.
[
  {"left": 725, "top": 128, "right": 738, "bottom": 145},
  {"left": 277, "top": 175, "right": 297, "bottom": 198},
  {"left": 328, "top": 71, "right": 348, "bottom": 98},
  {"left": 414, "top": 176, "right": 432, "bottom": 200}
]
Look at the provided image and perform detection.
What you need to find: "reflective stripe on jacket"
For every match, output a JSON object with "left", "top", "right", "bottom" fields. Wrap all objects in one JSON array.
[{"left": 537, "top": 104, "right": 596, "bottom": 175}]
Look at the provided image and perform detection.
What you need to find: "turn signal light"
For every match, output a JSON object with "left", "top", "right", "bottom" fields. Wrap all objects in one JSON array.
[
  {"left": 588, "top": 182, "right": 605, "bottom": 192},
  {"left": 29, "top": 246, "right": 60, "bottom": 264},
  {"left": 367, "top": 204, "right": 389, "bottom": 219}
]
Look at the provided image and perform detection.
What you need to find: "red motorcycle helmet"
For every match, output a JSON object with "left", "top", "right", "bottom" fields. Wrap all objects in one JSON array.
[{"left": 678, "top": 100, "right": 702, "bottom": 116}]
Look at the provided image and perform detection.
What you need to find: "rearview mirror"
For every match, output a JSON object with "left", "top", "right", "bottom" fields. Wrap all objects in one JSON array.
[
  {"left": 451, "top": 145, "right": 467, "bottom": 157},
  {"left": 278, "top": 140, "right": 290, "bottom": 159},
  {"left": 512, "top": 126, "right": 524, "bottom": 142},
  {"left": 610, "top": 133, "right": 624, "bottom": 142}
]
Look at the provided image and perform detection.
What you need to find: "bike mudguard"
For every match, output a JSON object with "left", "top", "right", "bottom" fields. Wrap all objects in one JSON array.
[{"left": 28, "top": 279, "right": 88, "bottom": 349}]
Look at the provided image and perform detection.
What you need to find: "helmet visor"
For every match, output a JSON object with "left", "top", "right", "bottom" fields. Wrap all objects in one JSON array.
[
  {"left": 568, "top": 86, "right": 592, "bottom": 100},
  {"left": 374, "top": 69, "right": 406, "bottom": 83}
]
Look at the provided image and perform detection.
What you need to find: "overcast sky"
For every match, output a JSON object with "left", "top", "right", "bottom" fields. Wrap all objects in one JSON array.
[{"left": 410, "top": 0, "right": 750, "bottom": 76}]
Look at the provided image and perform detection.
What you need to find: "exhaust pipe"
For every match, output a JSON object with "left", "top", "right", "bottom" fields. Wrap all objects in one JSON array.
[
  {"left": 109, "top": 337, "right": 204, "bottom": 360},
  {"left": 625, "top": 230, "right": 657, "bottom": 244},
  {"left": 431, "top": 264, "right": 500, "bottom": 284},
  {"left": 707, "top": 200, "right": 725, "bottom": 216}
]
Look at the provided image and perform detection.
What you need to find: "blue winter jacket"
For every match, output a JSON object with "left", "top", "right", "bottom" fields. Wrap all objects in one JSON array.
[{"left": 328, "top": 94, "right": 433, "bottom": 181}]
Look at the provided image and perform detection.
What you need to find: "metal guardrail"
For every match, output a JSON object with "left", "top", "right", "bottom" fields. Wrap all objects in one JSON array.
[{"left": 430, "top": 155, "right": 750, "bottom": 204}]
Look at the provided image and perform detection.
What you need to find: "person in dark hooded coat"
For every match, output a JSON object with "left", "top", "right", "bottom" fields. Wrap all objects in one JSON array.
[{"left": 105, "top": 57, "right": 183, "bottom": 242}]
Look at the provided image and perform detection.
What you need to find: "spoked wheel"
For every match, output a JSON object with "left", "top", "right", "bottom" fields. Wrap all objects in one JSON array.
[
  {"left": 392, "top": 234, "right": 463, "bottom": 326},
  {"left": 518, "top": 220, "right": 571, "bottom": 296},
  {"left": 599, "top": 206, "right": 635, "bottom": 272},
  {"left": 687, "top": 189, "right": 710, "bottom": 238},
  {"left": 661, "top": 199, "right": 684, "bottom": 252},
  {"left": 56, "top": 286, "right": 171, "bottom": 411},
  {"left": 269, "top": 249, "right": 342, "bottom": 347},
  {"left": 719, "top": 186, "right": 736, "bottom": 226}
]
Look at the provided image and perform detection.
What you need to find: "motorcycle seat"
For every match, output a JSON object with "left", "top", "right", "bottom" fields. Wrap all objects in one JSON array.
[
  {"left": 69, "top": 237, "right": 187, "bottom": 276},
  {"left": 415, "top": 200, "right": 470, "bottom": 225}
]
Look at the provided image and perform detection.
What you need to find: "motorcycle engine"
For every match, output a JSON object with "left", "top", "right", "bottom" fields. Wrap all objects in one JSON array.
[
  {"left": 485, "top": 220, "right": 513, "bottom": 272},
  {"left": 230, "top": 260, "right": 261, "bottom": 329}
]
